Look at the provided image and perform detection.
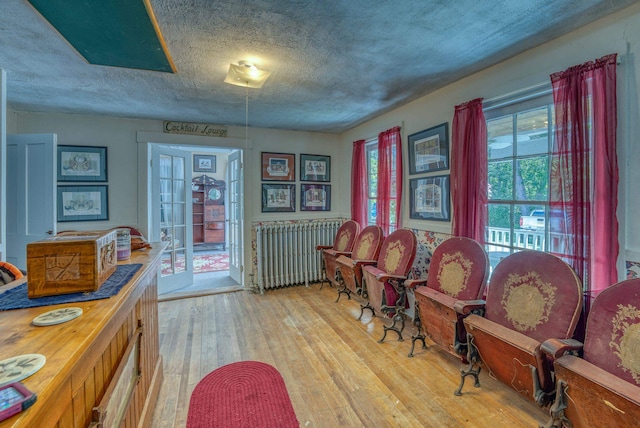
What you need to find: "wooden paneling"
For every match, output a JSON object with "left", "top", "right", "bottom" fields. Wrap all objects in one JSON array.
[{"left": 0, "top": 244, "right": 165, "bottom": 428}]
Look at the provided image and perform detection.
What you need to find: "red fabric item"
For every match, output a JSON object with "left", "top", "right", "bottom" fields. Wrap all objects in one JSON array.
[
  {"left": 362, "top": 229, "right": 417, "bottom": 317},
  {"left": 422, "top": 237, "right": 488, "bottom": 300},
  {"left": 451, "top": 98, "right": 487, "bottom": 242},
  {"left": 187, "top": 361, "right": 299, "bottom": 428},
  {"left": 351, "top": 139, "right": 368, "bottom": 228},
  {"left": 550, "top": 53, "right": 619, "bottom": 307},
  {"left": 582, "top": 278, "right": 640, "bottom": 385},
  {"left": 332, "top": 220, "right": 360, "bottom": 251},
  {"left": 377, "top": 126, "right": 403, "bottom": 235},
  {"left": 484, "top": 250, "right": 582, "bottom": 344}
]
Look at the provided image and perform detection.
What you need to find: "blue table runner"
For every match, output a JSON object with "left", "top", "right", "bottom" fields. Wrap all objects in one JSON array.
[{"left": 0, "top": 264, "right": 142, "bottom": 311}]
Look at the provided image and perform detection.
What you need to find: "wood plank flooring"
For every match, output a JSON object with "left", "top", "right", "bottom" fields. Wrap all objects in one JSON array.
[{"left": 151, "top": 283, "right": 549, "bottom": 427}]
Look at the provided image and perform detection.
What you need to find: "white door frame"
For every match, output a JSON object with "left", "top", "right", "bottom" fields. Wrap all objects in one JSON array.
[{"left": 136, "top": 131, "right": 251, "bottom": 286}]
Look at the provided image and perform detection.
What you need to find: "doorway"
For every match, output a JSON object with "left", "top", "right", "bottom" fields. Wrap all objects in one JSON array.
[{"left": 150, "top": 143, "right": 244, "bottom": 298}]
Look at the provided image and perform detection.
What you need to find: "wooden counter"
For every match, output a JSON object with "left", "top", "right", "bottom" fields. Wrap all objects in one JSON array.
[{"left": 0, "top": 244, "right": 166, "bottom": 428}]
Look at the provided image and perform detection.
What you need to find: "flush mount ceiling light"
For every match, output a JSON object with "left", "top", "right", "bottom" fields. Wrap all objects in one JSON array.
[{"left": 224, "top": 60, "right": 271, "bottom": 88}]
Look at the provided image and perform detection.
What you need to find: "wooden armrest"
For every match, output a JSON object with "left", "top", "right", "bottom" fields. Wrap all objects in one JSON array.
[
  {"left": 336, "top": 256, "right": 376, "bottom": 268},
  {"left": 404, "top": 278, "right": 427, "bottom": 289},
  {"left": 541, "top": 338, "right": 583, "bottom": 359},
  {"left": 376, "top": 272, "right": 407, "bottom": 282},
  {"left": 316, "top": 245, "right": 333, "bottom": 250},
  {"left": 332, "top": 251, "right": 352, "bottom": 257},
  {"left": 454, "top": 299, "right": 486, "bottom": 315},
  {"left": 353, "top": 259, "right": 377, "bottom": 266}
]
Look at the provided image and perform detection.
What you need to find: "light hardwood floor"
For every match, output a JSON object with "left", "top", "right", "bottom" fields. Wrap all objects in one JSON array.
[{"left": 151, "top": 283, "right": 549, "bottom": 427}]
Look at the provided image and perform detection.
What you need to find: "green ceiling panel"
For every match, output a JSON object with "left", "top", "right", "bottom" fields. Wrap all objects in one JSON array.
[{"left": 28, "top": 0, "right": 175, "bottom": 72}]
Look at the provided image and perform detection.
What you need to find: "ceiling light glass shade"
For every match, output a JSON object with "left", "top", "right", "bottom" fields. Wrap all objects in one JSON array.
[{"left": 224, "top": 62, "right": 271, "bottom": 88}]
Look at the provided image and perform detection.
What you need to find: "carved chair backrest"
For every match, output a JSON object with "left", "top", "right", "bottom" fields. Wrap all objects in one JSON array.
[
  {"left": 351, "top": 226, "right": 384, "bottom": 261},
  {"left": 376, "top": 229, "right": 418, "bottom": 276},
  {"left": 426, "top": 237, "right": 489, "bottom": 300},
  {"left": 485, "top": 250, "right": 582, "bottom": 343},
  {"left": 582, "top": 278, "right": 640, "bottom": 386},
  {"left": 333, "top": 220, "right": 360, "bottom": 252}
]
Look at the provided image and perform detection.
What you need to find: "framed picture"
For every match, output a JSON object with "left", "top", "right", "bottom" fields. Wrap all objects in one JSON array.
[
  {"left": 261, "top": 152, "right": 295, "bottom": 181},
  {"left": 408, "top": 123, "right": 449, "bottom": 175},
  {"left": 409, "top": 175, "right": 450, "bottom": 221},
  {"left": 300, "top": 154, "right": 331, "bottom": 182},
  {"left": 300, "top": 184, "right": 331, "bottom": 211},
  {"left": 194, "top": 154, "right": 216, "bottom": 172},
  {"left": 57, "top": 185, "right": 109, "bottom": 222},
  {"left": 262, "top": 184, "right": 296, "bottom": 212},
  {"left": 57, "top": 145, "right": 108, "bottom": 182}
]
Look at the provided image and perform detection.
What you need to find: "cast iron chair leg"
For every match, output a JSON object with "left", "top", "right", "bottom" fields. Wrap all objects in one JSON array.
[
  {"left": 336, "top": 287, "right": 351, "bottom": 302},
  {"left": 379, "top": 311, "right": 405, "bottom": 343},
  {"left": 408, "top": 307, "right": 427, "bottom": 357},
  {"left": 335, "top": 271, "right": 351, "bottom": 302},
  {"left": 540, "top": 380, "right": 571, "bottom": 428},
  {"left": 319, "top": 256, "right": 327, "bottom": 289},
  {"left": 358, "top": 302, "right": 374, "bottom": 320},
  {"left": 454, "top": 334, "right": 481, "bottom": 396},
  {"left": 379, "top": 281, "right": 407, "bottom": 343}
]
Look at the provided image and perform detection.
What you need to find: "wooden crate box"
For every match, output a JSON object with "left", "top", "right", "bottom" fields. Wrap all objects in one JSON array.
[{"left": 26, "top": 230, "right": 117, "bottom": 297}]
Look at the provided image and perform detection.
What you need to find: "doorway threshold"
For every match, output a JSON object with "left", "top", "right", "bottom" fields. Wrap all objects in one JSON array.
[
  {"left": 159, "top": 284, "right": 243, "bottom": 302},
  {"left": 158, "top": 270, "right": 241, "bottom": 302}
]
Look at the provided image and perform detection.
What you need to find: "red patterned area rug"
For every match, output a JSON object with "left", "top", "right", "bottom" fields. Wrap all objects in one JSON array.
[
  {"left": 187, "top": 361, "right": 299, "bottom": 428},
  {"left": 161, "top": 253, "right": 229, "bottom": 275}
]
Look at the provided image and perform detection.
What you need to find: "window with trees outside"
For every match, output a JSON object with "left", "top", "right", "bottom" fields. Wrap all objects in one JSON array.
[
  {"left": 485, "top": 94, "right": 554, "bottom": 272},
  {"left": 365, "top": 140, "right": 397, "bottom": 229}
]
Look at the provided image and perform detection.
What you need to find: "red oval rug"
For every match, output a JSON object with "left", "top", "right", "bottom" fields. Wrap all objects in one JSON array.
[{"left": 186, "top": 361, "right": 299, "bottom": 428}]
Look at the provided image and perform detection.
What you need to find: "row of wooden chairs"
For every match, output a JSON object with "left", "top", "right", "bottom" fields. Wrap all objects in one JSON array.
[
  {"left": 317, "top": 222, "right": 417, "bottom": 342},
  {"left": 318, "top": 220, "right": 640, "bottom": 427}
]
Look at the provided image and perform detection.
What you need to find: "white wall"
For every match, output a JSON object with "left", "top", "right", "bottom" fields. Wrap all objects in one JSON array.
[
  {"left": 13, "top": 113, "right": 342, "bottom": 228},
  {"left": 12, "top": 112, "right": 341, "bottom": 284},
  {"left": 341, "top": 2, "right": 640, "bottom": 273},
  {"left": 191, "top": 149, "right": 229, "bottom": 182}
]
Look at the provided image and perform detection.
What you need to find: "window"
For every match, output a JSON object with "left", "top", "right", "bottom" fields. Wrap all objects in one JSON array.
[
  {"left": 485, "top": 94, "right": 554, "bottom": 271},
  {"left": 365, "top": 139, "right": 398, "bottom": 229}
]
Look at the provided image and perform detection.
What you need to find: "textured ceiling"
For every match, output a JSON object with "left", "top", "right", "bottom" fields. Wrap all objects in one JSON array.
[{"left": 0, "top": 0, "right": 636, "bottom": 133}]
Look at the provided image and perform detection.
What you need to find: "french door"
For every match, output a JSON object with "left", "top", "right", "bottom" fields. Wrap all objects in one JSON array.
[
  {"left": 227, "top": 150, "right": 243, "bottom": 283},
  {"left": 151, "top": 145, "right": 193, "bottom": 294}
]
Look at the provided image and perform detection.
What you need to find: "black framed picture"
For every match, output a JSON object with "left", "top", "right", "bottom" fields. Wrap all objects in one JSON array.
[
  {"left": 57, "top": 185, "right": 109, "bottom": 222},
  {"left": 408, "top": 123, "right": 449, "bottom": 175},
  {"left": 261, "top": 184, "right": 296, "bottom": 212},
  {"left": 409, "top": 175, "right": 450, "bottom": 221},
  {"left": 300, "top": 154, "right": 330, "bottom": 182},
  {"left": 300, "top": 184, "right": 331, "bottom": 211},
  {"left": 57, "top": 145, "right": 108, "bottom": 182},
  {"left": 194, "top": 154, "right": 217, "bottom": 172}
]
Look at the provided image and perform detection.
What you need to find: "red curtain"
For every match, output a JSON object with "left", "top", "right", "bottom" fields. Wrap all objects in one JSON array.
[
  {"left": 351, "top": 139, "right": 368, "bottom": 228},
  {"left": 550, "top": 53, "right": 619, "bottom": 306},
  {"left": 451, "top": 98, "right": 487, "bottom": 242},
  {"left": 377, "top": 126, "right": 402, "bottom": 235}
]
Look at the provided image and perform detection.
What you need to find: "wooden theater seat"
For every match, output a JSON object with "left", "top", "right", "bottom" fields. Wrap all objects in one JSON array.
[
  {"left": 541, "top": 278, "right": 640, "bottom": 428},
  {"left": 455, "top": 250, "right": 582, "bottom": 407},
  {"left": 333, "top": 225, "right": 384, "bottom": 302},
  {"left": 316, "top": 220, "right": 360, "bottom": 289},
  {"left": 360, "top": 229, "right": 418, "bottom": 343},
  {"left": 406, "top": 237, "right": 488, "bottom": 358}
]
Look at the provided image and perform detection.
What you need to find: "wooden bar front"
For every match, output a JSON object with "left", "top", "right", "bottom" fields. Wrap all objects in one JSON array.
[{"left": 0, "top": 244, "right": 166, "bottom": 428}]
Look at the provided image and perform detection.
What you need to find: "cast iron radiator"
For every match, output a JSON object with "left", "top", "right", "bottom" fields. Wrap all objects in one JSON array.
[{"left": 254, "top": 219, "right": 342, "bottom": 292}]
